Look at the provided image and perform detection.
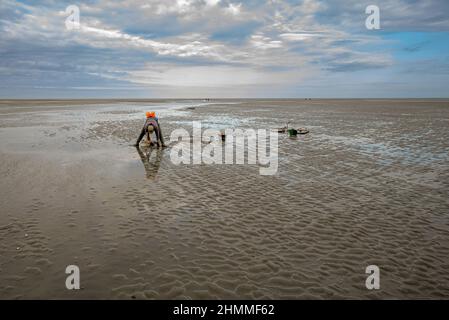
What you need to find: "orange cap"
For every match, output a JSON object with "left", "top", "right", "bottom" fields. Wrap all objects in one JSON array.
[{"left": 146, "top": 111, "right": 156, "bottom": 118}]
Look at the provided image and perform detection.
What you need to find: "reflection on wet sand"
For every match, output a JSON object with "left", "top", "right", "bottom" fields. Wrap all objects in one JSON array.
[{"left": 136, "top": 146, "right": 162, "bottom": 179}]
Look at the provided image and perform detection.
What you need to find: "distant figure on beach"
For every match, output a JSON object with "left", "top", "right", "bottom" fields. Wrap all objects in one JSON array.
[{"left": 135, "top": 111, "right": 167, "bottom": 148}]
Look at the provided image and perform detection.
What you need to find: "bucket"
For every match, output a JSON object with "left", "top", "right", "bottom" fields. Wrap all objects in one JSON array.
[{"left": 288, "top": 128, "right": 298, "bottom": 137}]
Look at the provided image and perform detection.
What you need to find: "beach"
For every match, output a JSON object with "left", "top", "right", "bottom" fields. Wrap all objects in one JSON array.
[{"left": 0, "top": 99, "right": 448, "bottom": 299}]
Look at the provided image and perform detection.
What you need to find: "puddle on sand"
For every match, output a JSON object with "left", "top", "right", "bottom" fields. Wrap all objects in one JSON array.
[{"left": 315, "top": 133, "right": 449, "bottom": 165}]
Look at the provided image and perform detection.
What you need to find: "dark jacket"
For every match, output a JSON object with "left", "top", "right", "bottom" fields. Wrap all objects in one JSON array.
[{"left": 136, "top": 117, "right": 165, "bottom": 146}]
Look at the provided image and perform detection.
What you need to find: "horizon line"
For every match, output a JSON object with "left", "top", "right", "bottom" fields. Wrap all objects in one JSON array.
[{"left": 1, "top": 98, "right": 449, "bottom": 101}]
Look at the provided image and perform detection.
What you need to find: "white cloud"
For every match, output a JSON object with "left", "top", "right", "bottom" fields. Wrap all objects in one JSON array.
[
  {"left": 204, "top": 0, "right": 221, "bottom": 6},
  {"left": 250, "top": 34, "right": 283, "bottom": 49},
  {"left": 125, "top": 63, "right": 305, "bottom": 87},
  {"left": 6, "top": 0, "right": 442, "bottom": 98},
  {"left": 77, "top": 25, "right": 231, "bottom": 61},
  {"left": 279, "top": 33, "right": 321, "bottom": 41},
  {"left": 226, "top": 3, "right": 242, "bottom": 15}
]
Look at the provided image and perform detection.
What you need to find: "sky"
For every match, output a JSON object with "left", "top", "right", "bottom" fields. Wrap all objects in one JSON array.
[{"left": 0, "top": 0, "right": 449, "bottom": 98}]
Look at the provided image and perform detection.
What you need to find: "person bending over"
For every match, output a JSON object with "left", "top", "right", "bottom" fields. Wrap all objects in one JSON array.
[{"left": 135, "top": 111, "right": 167, "bottom": 148}]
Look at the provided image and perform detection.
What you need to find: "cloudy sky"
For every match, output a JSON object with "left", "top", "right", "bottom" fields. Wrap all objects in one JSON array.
[{"left": 1, "top": 0, "right": 448, "bottom": 98}]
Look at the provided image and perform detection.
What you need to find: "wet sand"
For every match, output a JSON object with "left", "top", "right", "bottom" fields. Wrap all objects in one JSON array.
[{"left": 1, "top": 99, "right": 449, "bottom": 299}]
